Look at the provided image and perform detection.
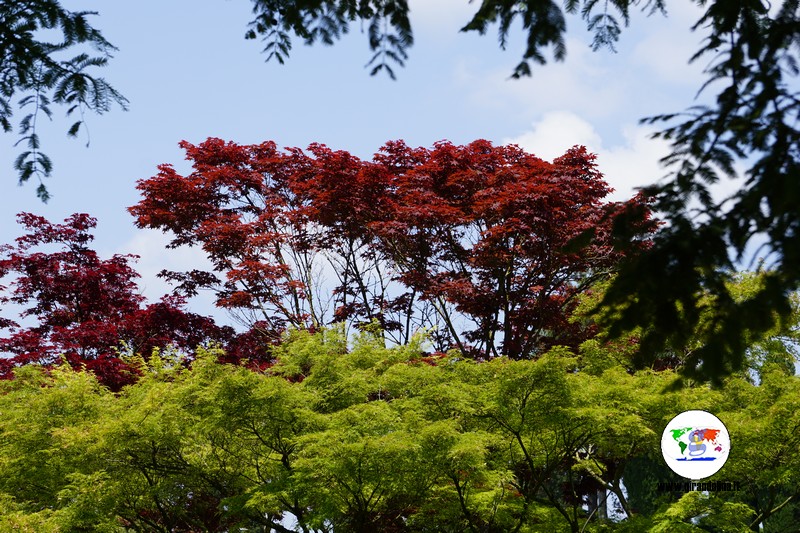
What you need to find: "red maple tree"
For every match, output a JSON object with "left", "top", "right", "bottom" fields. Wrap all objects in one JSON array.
[
  {"left": 369, "top": 140, "right": 652, "bottom": 358},
  {"left": 0, "top": 213, "right": 270, "bottom": 389},
  {"left": 130, "top": 138, "right": 655, "bottom": 359}
]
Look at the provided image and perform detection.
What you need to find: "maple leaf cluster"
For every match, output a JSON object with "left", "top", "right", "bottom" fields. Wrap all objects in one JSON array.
[
  {"left": 0, "top": 213, "right": 272, "bottom": 390},
  {"left": 130, "top": 138, "right": 655, "bottom": 359}
]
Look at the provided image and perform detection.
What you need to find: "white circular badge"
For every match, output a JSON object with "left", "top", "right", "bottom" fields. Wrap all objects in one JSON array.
[{"left": 661, "top": 410, "right": 730, "bottom": 480}]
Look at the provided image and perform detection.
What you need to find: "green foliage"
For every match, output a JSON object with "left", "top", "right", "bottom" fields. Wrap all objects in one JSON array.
[
  {"left": 622, "top": 455, "right": 683, "bottom": 517},
  {"left": 0, "top": 493, "right": 60, "bottom": 533},
  {"left": 651, "top": 491, "right": 755, "bottom": 533},
  {"left": 589, "top": 269, "right": 800, "bottom": 385},
  {"left": 0, "top": 324, "right": 798, "bottom": 530}
]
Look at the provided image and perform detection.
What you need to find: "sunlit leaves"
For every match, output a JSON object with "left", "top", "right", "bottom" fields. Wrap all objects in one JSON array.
[
  {"left": 131, "top": 138, "right": 653, "bottom": 361},
  {"left": 0, "top": 328, "right": 797, "bottom": 530}
]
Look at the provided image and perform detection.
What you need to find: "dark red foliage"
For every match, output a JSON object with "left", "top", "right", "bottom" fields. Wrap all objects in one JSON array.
[
  {"left": 368, "top": 141, "right": 648, "bottom": 357},
  {"left": 218, "top": 320, "right": 279, "bottom": 370},
  {"left": 0, "top": 213, "right": 271, "bottom": 390},
  {"left": 130, "top": 138, "right": 655, "bottom": 360}
]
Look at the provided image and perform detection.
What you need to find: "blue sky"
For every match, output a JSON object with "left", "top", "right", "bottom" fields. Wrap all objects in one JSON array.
[{"left": 1, "top": 0, "right": 724, "bottom": 327}]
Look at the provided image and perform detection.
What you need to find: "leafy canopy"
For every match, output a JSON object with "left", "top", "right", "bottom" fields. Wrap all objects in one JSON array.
[
  {"left": 130, "top": 138, "right": 654, "bottom": 360},
  {"left": 245, "top": 0, "right": 800, "bottom": 382},
  {"left": 0, "top": 326, "right": 798, "bottom": 531}
]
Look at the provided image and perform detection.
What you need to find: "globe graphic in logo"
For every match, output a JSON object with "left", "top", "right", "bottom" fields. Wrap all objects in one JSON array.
[{"left": 661, "top": 410, "right": 730, "bottom": 480}]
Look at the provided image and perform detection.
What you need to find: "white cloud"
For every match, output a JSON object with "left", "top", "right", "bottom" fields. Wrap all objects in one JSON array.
[
  {"left": 503, "top": 111, "right": 671, "bottom": 201},
  {"left": 120, "top": 230, "right": 203, "bottom": 300},
  {"left": 599, "top": 124, "right": 674, "bottom": 201},
  {"left": 502, "top": 111, "right": 603, "bottom": 161},
  {"left": 504, "top": 110, "right": 748, "bottom": 206}
]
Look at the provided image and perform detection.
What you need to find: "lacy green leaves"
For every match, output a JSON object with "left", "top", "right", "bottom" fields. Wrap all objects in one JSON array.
[{"left": 1, "top": 327, "right": 798, "bottom": 531}]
